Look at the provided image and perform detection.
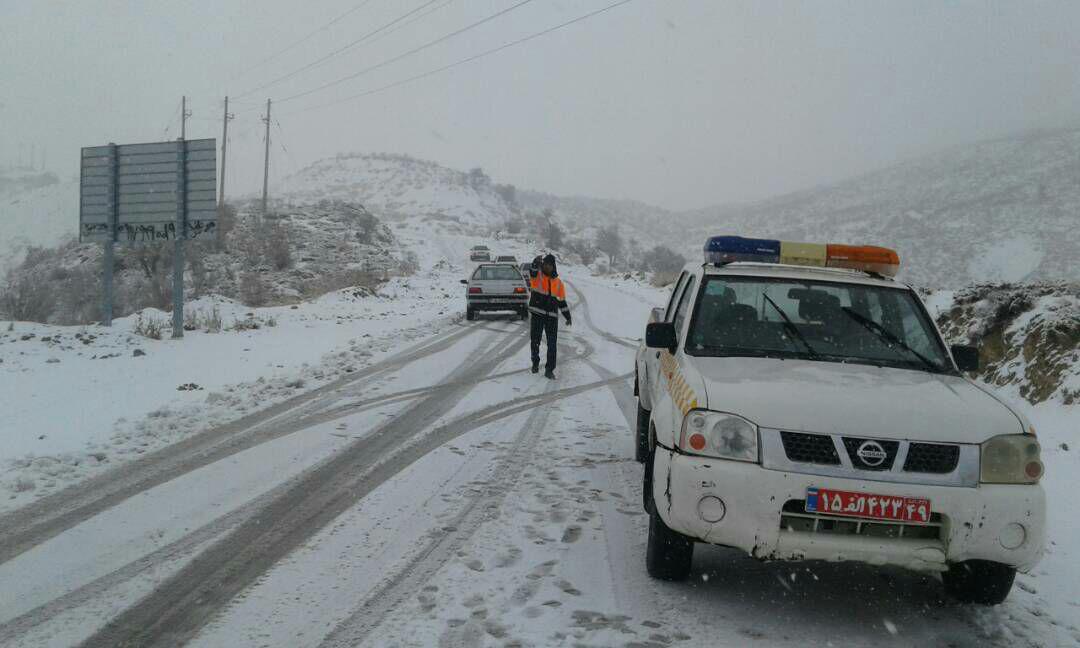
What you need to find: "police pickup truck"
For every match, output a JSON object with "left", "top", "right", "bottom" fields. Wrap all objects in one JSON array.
[{"left": 634, "top": 236, "right": 1045, "bottom": 604}]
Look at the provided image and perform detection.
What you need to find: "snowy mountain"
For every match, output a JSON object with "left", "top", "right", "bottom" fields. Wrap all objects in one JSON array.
[
  {"left": 516, "top": 189, "right": 678, "bottom": 247},
  {"left": 0, "top": 166, "right": 77, "bottom": 271},
  {"left": 278, "top": 153, "right": 515, "bottom": 229},
  {"left": 678, "top": 127, "right": 1080, "bottom": 288}
]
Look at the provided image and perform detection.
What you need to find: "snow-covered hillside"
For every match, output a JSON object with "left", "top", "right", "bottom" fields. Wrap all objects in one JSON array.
[
  {"left": 931, "top": 282, "right": 1080, "bottom": 404},
  {"left": 279, "top": 153, "right": 515, "bottom": 230},
  {"left": 517, "top": 190, "right": 677, "bottom": 248},
  {"left": 679, "top": 127, "right": 1080, "bottom": 288},
  {"left": 0, "top": 166, "right": 77, "bottom": 271}
]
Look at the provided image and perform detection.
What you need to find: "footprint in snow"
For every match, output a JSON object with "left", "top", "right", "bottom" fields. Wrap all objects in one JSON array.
[
  {"left": 561, "top": 526, "right": 582, "bottom": 543},
  {"left": 465, "top": 559, "right": 485, "bottom": 572},
  {"left": 493, "top": 547, "right": 523, "bottom": 569},
  {"left": 556, "top": 579, "right": 582, "bottom": 596}
]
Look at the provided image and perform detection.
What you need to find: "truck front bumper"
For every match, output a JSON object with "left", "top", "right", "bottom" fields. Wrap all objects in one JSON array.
[{"left": 652, "top": 447, "right": 1045, "bottom": 573}]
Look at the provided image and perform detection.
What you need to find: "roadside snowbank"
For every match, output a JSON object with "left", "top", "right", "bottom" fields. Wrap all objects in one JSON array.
[{"left": 0, "top": 274, "right": 460, "bottom": 510}]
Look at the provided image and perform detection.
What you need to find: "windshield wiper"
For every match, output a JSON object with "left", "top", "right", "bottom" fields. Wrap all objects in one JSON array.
[
  {"left": 839, "top": 306, "right": 943, "bottom": 374},
  {"left": 762, "top": 294, "right": 819, "bottom": 359}
]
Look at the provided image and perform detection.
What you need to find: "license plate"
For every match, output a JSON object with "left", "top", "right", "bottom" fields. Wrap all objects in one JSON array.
[{"left": 805, "top": 487, "right": 931, "bottom": 524}]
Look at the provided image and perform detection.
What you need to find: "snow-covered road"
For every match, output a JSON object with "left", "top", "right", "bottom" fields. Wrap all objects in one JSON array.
[{"left": 0, "top": 259, "right": 1077, "bottom": 647}]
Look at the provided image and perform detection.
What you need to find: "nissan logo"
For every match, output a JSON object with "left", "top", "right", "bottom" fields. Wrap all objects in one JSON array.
[{"left": 856, "top": 440, "right": 888, "bottom": 467}]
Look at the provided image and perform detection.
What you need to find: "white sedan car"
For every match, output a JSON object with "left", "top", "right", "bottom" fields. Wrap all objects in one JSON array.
[{"left": 634, "top": 236, "right": 1045, "bottom": 605}]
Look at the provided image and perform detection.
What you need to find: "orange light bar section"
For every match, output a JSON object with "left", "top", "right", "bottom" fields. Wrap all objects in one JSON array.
[{"left": 825, "top": 244, "right": 900, "bottom": 277}]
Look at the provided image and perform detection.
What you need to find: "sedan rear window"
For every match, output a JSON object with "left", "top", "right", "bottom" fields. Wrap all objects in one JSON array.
[{"left": 473, "top": 266, "right": 521, "bottom": 281}]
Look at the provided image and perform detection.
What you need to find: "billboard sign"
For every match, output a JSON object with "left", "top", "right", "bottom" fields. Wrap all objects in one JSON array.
[{"left": 79, "top": 138, "right": 217, "bottom": 243}]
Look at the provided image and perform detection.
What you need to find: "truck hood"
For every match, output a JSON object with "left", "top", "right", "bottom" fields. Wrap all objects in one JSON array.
[{"left": 692, "top": 356, "right": 1023, "bottom": 444}]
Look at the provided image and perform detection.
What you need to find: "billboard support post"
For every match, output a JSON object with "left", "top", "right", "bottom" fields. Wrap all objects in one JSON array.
[
  {"left": 172, "top": 139, "right": 187, "bottom": 339},
  {"left": 102, "top": 143, "right": 118, "bottom": 327}
]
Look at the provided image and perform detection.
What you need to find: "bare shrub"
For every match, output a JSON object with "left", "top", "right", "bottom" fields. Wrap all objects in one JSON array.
[
  {"left": 240, "top": 272, "right": 268, "bottom": 307},
  {"left": 54, "top": 263, "right": 101, "bottom": 324},
  {"left": 230, "top": 314, "right": 275, "bottom": 331},
  {"left": 565, "top": 238, "right": 598, "bottom": 266},
  {"left": 642, "top": 245, "right": 686, "bottom": 275},
  {"left": 0, "top": 272, "right": 56, "bottom": 322},
  {"left": 650, "top": 271, "right": 681, "bottom": 287},
  {"left": 303, "top": 268, "right": 383, "bottom": 298},
  {"left": 265, "top": 222, "right": 292, "bottom": 270},
  {"left": 204, "top": 304, "right": 223, "bottom": 333},
  {"left": 214, "top": 203, "right": 237, "bottom": 252},
  {"left": 134, "top": 313, "right": 164, "bottom": 340}
]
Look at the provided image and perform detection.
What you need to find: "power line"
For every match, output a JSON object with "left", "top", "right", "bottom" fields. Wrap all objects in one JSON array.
[
  {"left": 162, "top": 99, "right": 181, "bottom": 140},
  {"left": 232, "top": 0, "right": 379, "bottom": 79},
  {"left": 277, "top": 0, "right": 536, "bottom": 104},
  {"left": 280, "top": 0, "right": 637, "bottom": 116},
  {"left": 234, "top": 0, "right": 441, "bottom": 99},
  {"left": 359, "top": 0, "right": 455, "bottom": 51}
]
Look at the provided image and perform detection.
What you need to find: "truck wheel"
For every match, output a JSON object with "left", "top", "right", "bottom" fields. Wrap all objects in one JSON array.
[
  {"left": 942, "top": 560, "right": 1016, "bottom": 605},
  {"left": 646, "top": 500, "right": 694, "bottom": 581},
  {"left": 635, "top": 401, "right": 650, "bottom": 463},
  {"left": 466, "top": 308, "right": 475, "bottom": 321}
]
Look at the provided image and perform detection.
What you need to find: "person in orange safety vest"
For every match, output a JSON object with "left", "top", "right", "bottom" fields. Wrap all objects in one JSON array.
[{"left": 528, "top": 253, "right": 571, "bottom": 379}]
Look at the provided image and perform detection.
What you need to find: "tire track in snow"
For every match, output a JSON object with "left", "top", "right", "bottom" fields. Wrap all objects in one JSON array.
[
  {"left": 317, "top": 387, "right": 558, "bottom": 648},
  {"left": 79, "top": 325, "right": 530, "bottom": 648},
  {"left": 0, "top": 323, "right": 483, "bottom": 566},
  {"left": 0, "top": 332, "right": 616, "bottom": 644}
]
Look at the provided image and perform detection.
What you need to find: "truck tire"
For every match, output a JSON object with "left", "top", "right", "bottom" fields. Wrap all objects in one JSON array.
[
  {"left": 942, "top": 560, "right": 1016, "bottom": 605},
  {"left": 466, "top": 308, "right": 475, "bottom": 321},
  {"left": 646, "top": 498, "right": 694, "bottom": 581},
  {"left": 635, "top": 401, "right": 650, "bottom": 463}
]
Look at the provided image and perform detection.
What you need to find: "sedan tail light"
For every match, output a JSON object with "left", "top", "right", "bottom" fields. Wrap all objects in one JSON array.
[
  {"left": 468, "top": 287, "right": 482, "bottom": 294},
  {"left": 514, "top": 287, "right": 526, "bottom": 294}
]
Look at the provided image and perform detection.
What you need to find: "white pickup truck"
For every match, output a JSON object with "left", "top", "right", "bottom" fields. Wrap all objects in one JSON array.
[{"left": 634, "top": 236, "right": 1045, "bottom": 604}]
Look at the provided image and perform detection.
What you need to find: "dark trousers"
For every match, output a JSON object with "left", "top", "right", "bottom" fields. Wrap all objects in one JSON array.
[{"left": 530, "top": 313, "right": 558, "bottom": 371}]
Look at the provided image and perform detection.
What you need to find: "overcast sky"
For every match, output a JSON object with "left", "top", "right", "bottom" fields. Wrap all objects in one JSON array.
[{"left": 3, "top": 0, "right": 1079, "bottom": 210}]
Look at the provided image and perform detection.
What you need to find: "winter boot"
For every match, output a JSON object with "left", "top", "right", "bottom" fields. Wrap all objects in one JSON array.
[
  {"left": 544, "top": 369, "right": 555, "bottom": 380},
  {"left": 531, "top": 363, "right": 539, "bottom": 374}
]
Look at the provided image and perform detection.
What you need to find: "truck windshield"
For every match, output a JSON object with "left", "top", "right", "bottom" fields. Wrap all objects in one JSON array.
[{"left": 685, "top": 276, "right": 954, "bottom": 374}]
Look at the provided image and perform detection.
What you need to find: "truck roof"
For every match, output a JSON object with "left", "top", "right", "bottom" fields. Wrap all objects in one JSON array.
[{"left": 694, "top": 261, "right": 908, "bottom": 290}]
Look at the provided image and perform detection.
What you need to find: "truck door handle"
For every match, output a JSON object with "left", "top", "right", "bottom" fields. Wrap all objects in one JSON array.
[{"left": 655, "top": 352, "right": 660, "bottom": 359}]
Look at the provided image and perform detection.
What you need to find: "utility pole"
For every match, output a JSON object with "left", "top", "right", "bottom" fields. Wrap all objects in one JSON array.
[
  {"left": 180, "top": 95, "right": 191, "bottom": 140},
  {"left": 261, "top": 98, "right": 272, "bottom": 220},
  {"left": 219, "top": 96, "right": 234, "bottom": 209}
]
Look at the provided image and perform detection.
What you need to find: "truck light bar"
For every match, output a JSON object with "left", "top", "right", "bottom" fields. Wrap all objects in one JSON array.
[{"left": 704, "top": 236, "right": 900, "bottom": 277}]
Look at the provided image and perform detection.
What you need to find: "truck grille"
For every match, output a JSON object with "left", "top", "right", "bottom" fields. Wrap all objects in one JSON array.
[
  {"left": 904, "top": 443, "right": 961, "bottom": 474},
  {"left": 780, "top": 432, "right": 840, "bottom": 465},
  {"left": 841, "top": 437, "right": 900, "bottom": 471},
  {"left": 779, "top": 500, "right": 943, "bottom": 540}
]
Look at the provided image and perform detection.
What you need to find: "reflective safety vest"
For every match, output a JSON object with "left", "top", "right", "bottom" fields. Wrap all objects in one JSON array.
[{"left": 529, "top": 273, "right": 570, "bottom": 319}]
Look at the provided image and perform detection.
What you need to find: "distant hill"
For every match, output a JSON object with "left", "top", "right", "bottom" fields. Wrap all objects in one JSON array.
[
  {"left": 677, "top": 127, "right": 1080, "bottom": 288},
  {"left": 0, "top": 166, "right": 77, "bottom": 271},
  {"left": 278, "top": 153, "right": 514, "bottom": 229}
]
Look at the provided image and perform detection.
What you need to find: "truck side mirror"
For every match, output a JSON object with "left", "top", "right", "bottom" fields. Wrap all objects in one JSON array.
[
  {"left": 951, "top": 344, "right": 979, "bottom": 372},
  {"left": 646, "top": 322, "right": 677, "bottom": 352},
  {"left": 460, "top": 279, "right": 468, "bottom": 285}
]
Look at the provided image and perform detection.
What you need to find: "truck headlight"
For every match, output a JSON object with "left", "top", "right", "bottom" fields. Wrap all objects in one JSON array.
[
  {"left": 980, "top": 435, "right": 1043, "bottom": 484},
  {"left": 679, "top": 410, "right": 759, "bottom": 463}
]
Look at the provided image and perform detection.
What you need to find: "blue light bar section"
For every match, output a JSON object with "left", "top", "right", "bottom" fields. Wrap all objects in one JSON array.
[{"left": 704, "top": 236, "right": 781, "bottom": 264}]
